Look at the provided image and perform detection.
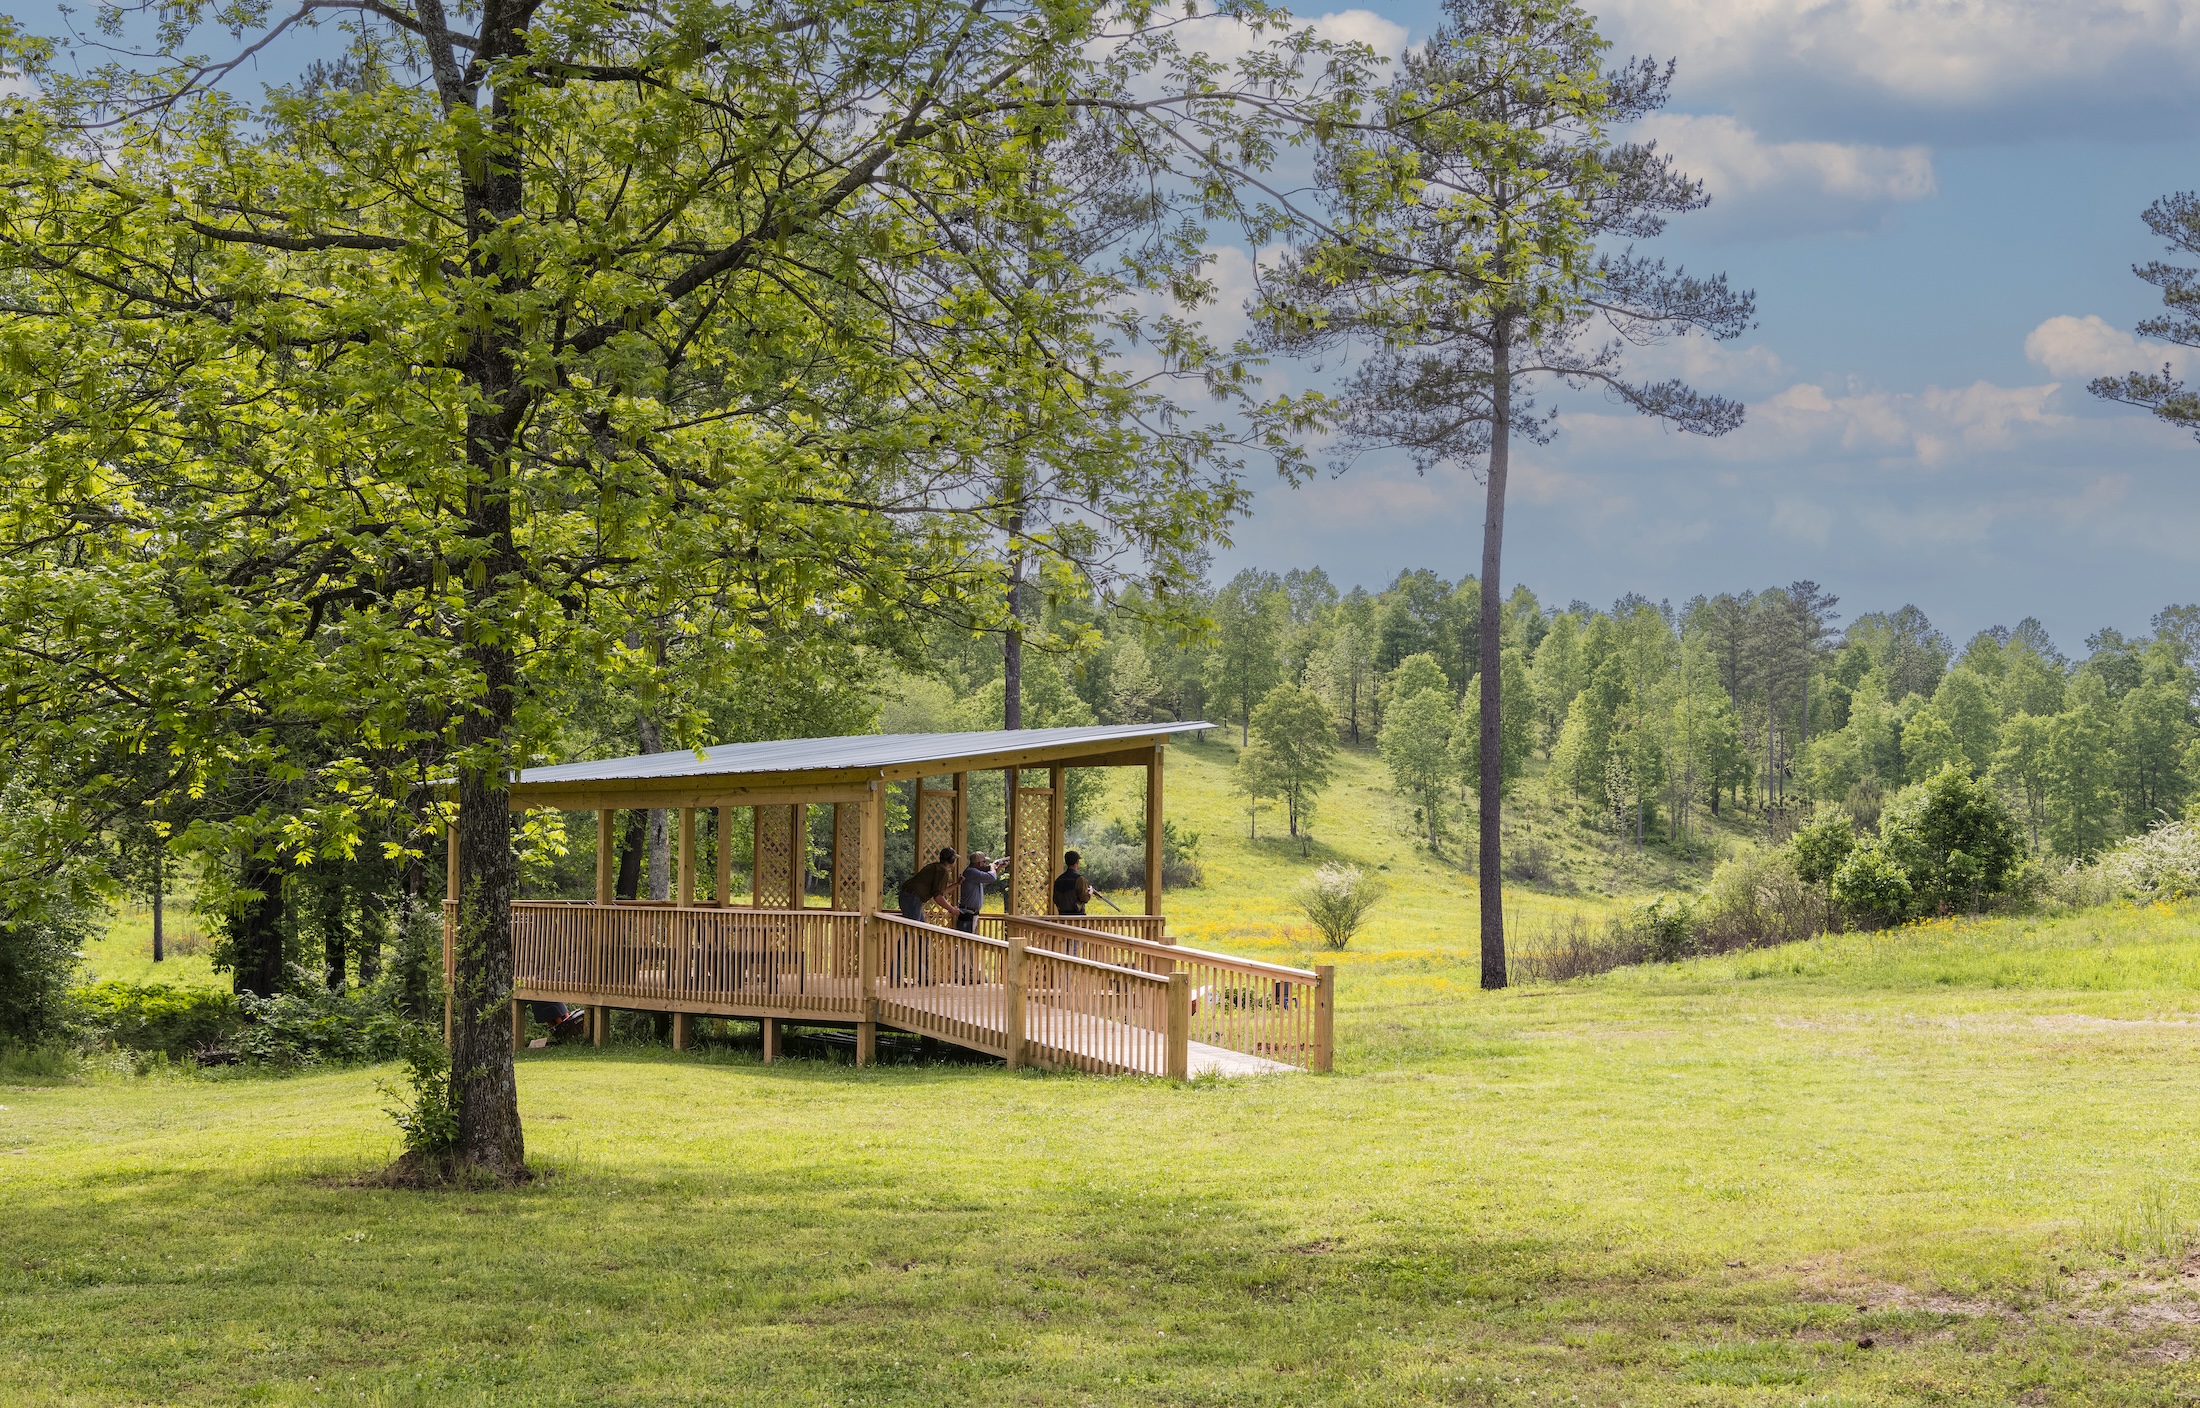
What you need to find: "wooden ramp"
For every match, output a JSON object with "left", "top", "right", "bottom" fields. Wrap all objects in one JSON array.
[{"left": 504, "top": 902, "right": 1332, "bottom": 1077}]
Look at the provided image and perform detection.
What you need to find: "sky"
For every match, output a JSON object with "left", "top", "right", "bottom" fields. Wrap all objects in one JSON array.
[{"left": 1209, "top": 0, "right": 2200, "bottom": 656}]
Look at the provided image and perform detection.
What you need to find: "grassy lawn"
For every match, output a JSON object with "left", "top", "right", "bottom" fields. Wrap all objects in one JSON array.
[{"left": 9, "top": 901, "right": 2200, "bottom": 1405}]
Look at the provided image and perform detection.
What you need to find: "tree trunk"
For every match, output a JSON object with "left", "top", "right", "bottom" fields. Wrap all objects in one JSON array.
[
  {"left": 1004, "top": 513, "right": 1024, "bottom": 730},
  {"left": 616, "top": 809, "right": 645, "bottom": 900},
  {"left": 443, "top": 46, "right": 528, "bottom": 1176},
  {"left": 1477, "top": 314, "right": 1513, "bottom": 990},
  {"left": 231, "top": 850, "right": 287, "bottom": 997},
  {"left": 322, "top": 881, "right": 348, "bottom": 990}
]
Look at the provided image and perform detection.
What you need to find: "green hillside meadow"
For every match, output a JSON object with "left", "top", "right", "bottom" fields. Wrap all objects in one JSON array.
[{"left": 8, "top": 738, "right": 2199, "bottom": 1404}]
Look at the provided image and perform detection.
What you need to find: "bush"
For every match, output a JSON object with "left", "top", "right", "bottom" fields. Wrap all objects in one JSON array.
[
  {"left": 1295, "top": 864, "right": 1387, "bottom": 950},
  {"left": 232, "top": 967, "right": 409, "bottom": 1068},
  {"left": 379, "top": 1021, "right": 459, "bottom": 1168},
  {"left": 1073, "top": 817, "right": 1204, "bottom": 892},
  {"left": 1832, "top": 842, "right": 1913, "bottom": 927},
  {"left": 1878, "top": 767, "right": 2023, "bottom": 915},
  {"left": 2096, "top": 820, "right": 2200, "bottom": 898},
  {"left": 0, "top": 902, "right": 97, "bottom": 1046},
  {"left": 70, "top": 981, "right": 241, "bottom": 1057},
  {"left": 1694, "top": 847, "right": 1821, "bottom": 952},
  {"left": 1636, "top": 894, "right": 1697, "bottom": 962}
]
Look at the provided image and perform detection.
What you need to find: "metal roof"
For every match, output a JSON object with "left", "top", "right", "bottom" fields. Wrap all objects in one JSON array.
[{"left": 513, "top": 721, "right": 1214, "bottom": 786}]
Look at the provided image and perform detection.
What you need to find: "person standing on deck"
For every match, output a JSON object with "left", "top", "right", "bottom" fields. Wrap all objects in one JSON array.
[
  {"left": 1052, "top": 850, "right": 1093, "bottom": 916},
  {"left": 898, "top": 847, "right": 961, "bottom": 924},
  {"left": 955, "top": 852, "right": 1001, "bottom": 933}
]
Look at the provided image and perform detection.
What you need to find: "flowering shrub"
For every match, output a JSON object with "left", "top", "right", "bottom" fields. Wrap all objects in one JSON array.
[{"left": 1295, "top": 864, "right": 1387, "bottom": 950}]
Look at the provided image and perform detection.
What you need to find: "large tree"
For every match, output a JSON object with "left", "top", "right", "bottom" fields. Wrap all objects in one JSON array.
[
  {"left": 0, "top": 0, "right": 1369, "bottom": 1174},
  {"left": 1255, "top": 0, "right": 1752, "bottom": 987}
]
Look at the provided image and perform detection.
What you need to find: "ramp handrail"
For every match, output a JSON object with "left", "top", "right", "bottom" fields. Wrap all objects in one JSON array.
[
  {"left": 872, "top": 912, "right": 1184, "bottom": 1077},
  {"left": 993, "top": 914, "right": 1332, "bottom": 1072}
]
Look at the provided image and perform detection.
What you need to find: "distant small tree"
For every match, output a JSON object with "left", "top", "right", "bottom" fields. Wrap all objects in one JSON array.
[
  {"left": 1790, "top": 811, "right": 1856, "bottom": 928},
  {"left": 1831, "top": 842, "right": 1912, "bottom": 928},
  {"left": 1246, "top": 685, "right": 1340, "bottom": 853},
  {"left": 1232, "top": 740, "right": 1282, "bottom": 841},
  {"left": 1382, "top": 688, "right": 1457, "bottom": 849},
  {"left": 1296, "top": 864, "right": 1388, "bottom": 950}
]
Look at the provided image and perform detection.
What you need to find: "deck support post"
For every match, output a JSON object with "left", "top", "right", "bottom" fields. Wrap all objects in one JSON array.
[
  {"left": 1047, "top": 765, "right": 1066, "bottom": 913},
  {"left": 1144, "top": 746, "right": 1165, "bottom": 923},
  {"left": 1166, "top": 972, "right": 1190, "bottom": 1081},
  {"left": 951, "top": 772, "right": 968, "bottom": 868},
  {"left": 677, "top": 807, "right": 696, "bottom": 907},
  {"left": 1003, "top": 937, "right": 1027, "bottom": 1069},
  {"left": 1314, "top": 965, "right": 1335, "bottom": 1074},
  {"left": 715, "top": 806, "right": 733, "bottom": 906},
  {"left": 592, "top": 1005, "right": 607, "bottom": 1048},
  {"left": 511, "top": 998, "right": 525, "bottom": 1055},
  {"left": 595, "top": 809, "right": 614, "bottom": 904},
  {"left": 672, "top": 1012, "right": 691, "bottom": 1051},
  {"left": 855, "top": 781, "right": 883, "bottom": 1066},
  {"left": 761, "top": 1016, "right": 780, "bottom": 1064}
]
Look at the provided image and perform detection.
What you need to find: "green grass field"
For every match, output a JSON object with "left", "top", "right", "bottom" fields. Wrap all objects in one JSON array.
[{"left": 10, "top": 899, "right": 2200, "bottom": 1405}]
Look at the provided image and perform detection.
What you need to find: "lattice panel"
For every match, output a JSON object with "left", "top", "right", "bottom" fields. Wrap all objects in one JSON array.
[
  {"left": 916, "top": 787, "right": 956, "bottom": 870},
  {"left": 1010, "top": 786, "right": 1054, "bottom": 915},
  {"left": 753, "top": 804, "right": 797, "bottom": 909},
  {"left": 833, "top": 802, "right": 864, "bottom": 912}
]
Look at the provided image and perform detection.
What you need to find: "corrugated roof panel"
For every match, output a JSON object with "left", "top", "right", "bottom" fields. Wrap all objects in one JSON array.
[{"left": 513, "top": 721, "right": 1214, "bottom": 785}]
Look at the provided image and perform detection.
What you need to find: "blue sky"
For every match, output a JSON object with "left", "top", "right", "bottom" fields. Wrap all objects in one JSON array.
[{"left": 1214, "top": 0, "right": 2200, "bottom": 655}]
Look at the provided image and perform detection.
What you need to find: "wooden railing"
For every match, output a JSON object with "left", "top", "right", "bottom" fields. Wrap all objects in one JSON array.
[
  {"left": 975, "top": 911, "right": 1168, "bottom": 945},
  {"left": 995, "top": 914, "right": 1332, "bottom": 1072},
  {"left": 511, "top": 900, "right": 863, "bottom": 1016},
  {"left": 874, "top": 913, "right": 1183, "bottom": 1078}
]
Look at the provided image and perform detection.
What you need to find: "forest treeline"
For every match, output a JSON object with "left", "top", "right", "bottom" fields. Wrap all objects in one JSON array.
[{"left": 940, "top": 565, "right": 2200, "bottom": 864}]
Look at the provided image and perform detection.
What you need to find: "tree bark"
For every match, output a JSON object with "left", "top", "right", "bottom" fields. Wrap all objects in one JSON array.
[
  {"left": 1476, "top": 313, "right": 1514, "bottom": 989},
  {"left": 1004, "top": 512, "right": 1025, "bottom": 730},
  {"left": 615, "top": 808, "right": 645, "bottom": 900},
  {"left": 150, "top": 849, "right": 164, "bottom": 963}
]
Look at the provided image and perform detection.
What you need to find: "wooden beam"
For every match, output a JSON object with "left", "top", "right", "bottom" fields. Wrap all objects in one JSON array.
[
  {"left": 1144, "top": 746, "right": 1165, "bottom": 917},
  {"left": 677, "top": 807, "right": 696, "bottom": 906},
  {"left": 715, "top": 805, "right": 733, "bottom": 907},
  {"left": 594, "top": 809, "right": 614, "bottom": 904},
  {"left": 507, "top": 782, "right": 874, "bottom": 813},
  {"left": 672, "top": 1011, "right": 691, "bottom": 1051}
]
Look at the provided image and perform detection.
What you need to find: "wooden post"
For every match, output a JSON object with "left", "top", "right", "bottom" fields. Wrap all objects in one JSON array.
[
  {"left": 672, "top": 1012, "right": 691, "bottom": 1051},
  {"left": 1166, "top": 972, "right": 1190, "bottom": 1081},
  {"left": 1004, "top": 937, "right": 1026, "bottom": 1070},
  {"left": 592, "top": 1005, "right": 606, "bottom": 1048},
  {"left": 511, "top": 997, "right": 525, "bottom": 1055},
  {"left": 444, "top": 817, "right": 459, "bottom": 1048},
  {"left": 857, "top": 781, "right": 883, "bottom": 1066},
  {"left": 1314, "top": 965, "right": 1335, "bottom": 1073},
  {"left": 595, "top": 808, "right": 614, "bottom": 904},
  {"left": 762, "top": 1015, "right": 780, "bottom": 1064},
  {"left": 715, "top": 806, "right": 733, "bottom": 906},
  {"left": 790, "top": 804, "right": 801, "bottom": 905},
  {"left": 1048, "top": 764, "right": 1066, "bottom": 914},
  {"left": 677, "top": 807, "right": 696, "bottom": 907},
  {"left": 1144, "top": 746, "right": 1165, "bottom": 919},
  {"left": 952, "top": 772, "right": 968, "bottom": 868},
  {"left": 1004, "top": 768, "right": 1020, "bottom": 900}
]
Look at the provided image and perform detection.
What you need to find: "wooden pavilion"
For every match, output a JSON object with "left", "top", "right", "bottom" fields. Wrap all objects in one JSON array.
[{"left": 444, "top": 723, "right": 1333, "bottom": 1078}]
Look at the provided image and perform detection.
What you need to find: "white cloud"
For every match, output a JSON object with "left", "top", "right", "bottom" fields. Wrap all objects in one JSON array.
[
  {"left": 1637, "top": 113, "right": 1935, "bottom": 236},
  {"left": 1598, "top": 0, "right": 2200, "bottom": 141},
  {"left": 2024, "top": 314, "right": 2195, "bottom": 381}
]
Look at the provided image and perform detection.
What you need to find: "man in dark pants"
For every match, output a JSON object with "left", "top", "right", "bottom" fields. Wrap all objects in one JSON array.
[
  {"left": 898, "top": 847, "right": 960, "bottom": 924},
  {"left": 955, "top": 852, "right": 1001, "bottom": 933},
  {"left": 1052, "top": 850, "right": 1093, "bottom": 916}
]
